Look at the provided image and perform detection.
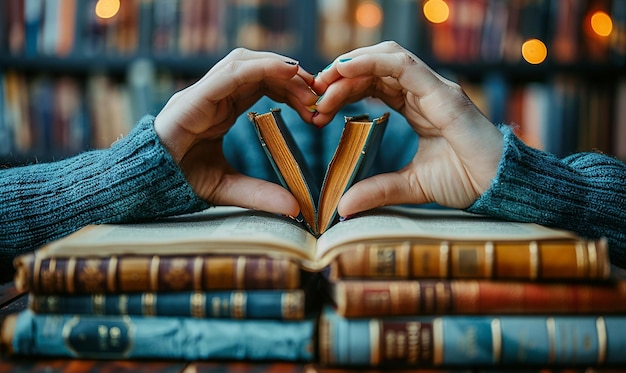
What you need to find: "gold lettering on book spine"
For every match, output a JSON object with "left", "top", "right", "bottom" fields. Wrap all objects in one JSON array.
[
  {"left": 93, "top": 294, "right": 104, "bottom": 315},
  {"left": 282, "top": 292, "right": 303, "bottom": 320},
  {"left": 164, "top": 258, "right": 191, "bottom": 290},
  {"left": 232, "top": 292, "right": 245, "bottom": 319},
  {"left": 407, "top": 322, "right": 420, "bottom": 364},
  {"left": 142, "top": 293, "right": 155, "bottom": 316},
  {"left": 596, "top": 317, "right": 607, "bottom": 364},
  {"left": 80, "top": 259, "right": 104, "bottom": 293},
  {"left": 119, "top": 294, "right": 128, "bottom": 315},
  {"left": 191, "top": 292, "right": 206, "bottom": 318}
]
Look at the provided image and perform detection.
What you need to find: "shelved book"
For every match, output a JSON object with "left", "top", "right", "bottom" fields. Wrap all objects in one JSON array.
[
  {"left": 318, "top": 305, "right": 626, "bottom": 367},
  {"left": 13, "top": 205, "right": 609, "bottom": 296}
]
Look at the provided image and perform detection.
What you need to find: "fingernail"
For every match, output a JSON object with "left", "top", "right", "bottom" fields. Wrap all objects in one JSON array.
[
  {"left": 315, "top": 95, "right": 324, "bottom": 104},
  {"left": 339, "top": 214, "right": 354, "bottom": 222},
  {"left": 312, "top": 111, "right": 320, "bottom": 118},
  {"left": 339, "top": 58, "right": 352, "bottom": 63},
  {"left": 306, "top": 104, "right": 317, "bottom": 113},
  {"left": 285, "top": 60, "right": 298, "bottom": 66},
  {"left": 322, "top": 62, "right": 333, "bottom": 71}
]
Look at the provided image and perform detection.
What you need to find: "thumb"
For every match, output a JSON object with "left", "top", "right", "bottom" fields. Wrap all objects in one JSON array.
[
  {"left": 213, "top": 174, "right": 300, "bottom": 218},
  {"left": 337, "top": 172, "right": 427, "bottom": 217}
]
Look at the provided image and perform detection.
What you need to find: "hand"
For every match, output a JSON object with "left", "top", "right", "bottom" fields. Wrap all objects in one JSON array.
[
  {"left": 312, "top": 41, "right": 504, "bottom": 216},
  {"left": 154, "top": 48, "right": 318, "bottom": 217}
]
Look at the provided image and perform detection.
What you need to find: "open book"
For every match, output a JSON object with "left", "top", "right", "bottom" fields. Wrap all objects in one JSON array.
[
  {"left": 16, "top": 206, "right": 609, "bottom": 279},
  {"left": 248, "top": 109, "right": 388, "bottom": 236}
]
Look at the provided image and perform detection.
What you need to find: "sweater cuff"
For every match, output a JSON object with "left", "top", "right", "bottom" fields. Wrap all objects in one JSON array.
[
  {"left": 101, "top": 115, "right": 210, "bottom": 222},
  {"left": 465, "top": 124, "right": 587, "bottom": 228}
]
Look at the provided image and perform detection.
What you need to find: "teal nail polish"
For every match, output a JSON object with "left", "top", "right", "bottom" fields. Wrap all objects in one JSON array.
[
  {"left": 339, "top": 58, "right": 352, "bottom": 63},
  {"left": 322, "top": 62, "right": 333, "bottom": 71},
  {"left": 316, "top": 95, "right": 324, "bottom": 104}
]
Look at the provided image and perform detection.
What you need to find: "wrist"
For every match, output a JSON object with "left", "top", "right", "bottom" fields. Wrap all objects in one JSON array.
[{"left": 154, "top": 114, "right": 195, "bottom": 164}]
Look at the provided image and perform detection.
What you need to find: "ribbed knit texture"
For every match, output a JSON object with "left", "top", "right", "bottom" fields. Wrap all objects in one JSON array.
[
  {"left": 467, "top": 124, "right": 626, "bottom": 267},
  {"left": 0, "top": 116, "right": 209, "bottom": 281}
]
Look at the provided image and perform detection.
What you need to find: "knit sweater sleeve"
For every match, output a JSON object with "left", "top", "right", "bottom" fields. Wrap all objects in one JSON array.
[
  {"left": 466, "top": 124, "right": 626, "bottom": 267},
  {"left": 0, "top": 115, "right": 209, "bottom": 280}
]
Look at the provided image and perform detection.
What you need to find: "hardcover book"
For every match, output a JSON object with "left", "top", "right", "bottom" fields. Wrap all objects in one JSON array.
[
  {"left": 13, "top": 205, "right": 609, "bottom": 295},
  {"left": 329, "top": 277, "right": 626, "bottom": 317},
  {"left": 28, "top": 289, "right": 307, "bottom": 320},
  {"left": 318, "top": 305, "right": 626, "bottom": 367},
  {"left": 249, "top": 109, "right": 389, "bottom": 236},
  {"left": 0, "top": 310, "right": 315, "bottom": 361}
]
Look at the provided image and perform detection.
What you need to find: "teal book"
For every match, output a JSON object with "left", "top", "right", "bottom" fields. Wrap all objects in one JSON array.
[
  {"left": 28, "top": 289, "right": 307, "bottom": 320},
  {"left": 1, "top": 310, "right": 316, "bottom": 361},
  {"left": 249, "top": 109, "right": 388, "bottom": 236},
  {"left": 319, "top": 305, "right": 626, "bottom": 367}
]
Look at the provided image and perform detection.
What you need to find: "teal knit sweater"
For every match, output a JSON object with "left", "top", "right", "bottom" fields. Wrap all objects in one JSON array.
[
  {"left": 0, "top": 116, "right": 209, "bottom": 281},
  {"left": 468, "top": 123, "right": 626, "bottom": 267},
  {"left": 2, "top": 112, "right": 625, "bottom": 282}
]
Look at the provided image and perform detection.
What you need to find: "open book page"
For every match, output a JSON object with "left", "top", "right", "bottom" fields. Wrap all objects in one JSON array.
[
  {"left": 314, "top": 206, "right": 578, "bottom": 265},
  {"left": 41, "top": 207, "right": 319, "bottom": 261}
]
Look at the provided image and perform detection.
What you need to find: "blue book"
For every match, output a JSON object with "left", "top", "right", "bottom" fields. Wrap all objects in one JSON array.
[
  {"left": 319, "top": 305, "right": 626, "bottom": 367},
  {"left": 28, "top": 289, "right": 307, "bottom": 320},
  {"left": 2, "top": 310, "right": 315, "bottom": 361}
]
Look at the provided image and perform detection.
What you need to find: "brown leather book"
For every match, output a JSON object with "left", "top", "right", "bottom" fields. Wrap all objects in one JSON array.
[
  {"left": 330, "top": 276, "right": 626, "bottom": 317},
  {"left": 13, "top": 205, "right": 608, "bottom": 294}
]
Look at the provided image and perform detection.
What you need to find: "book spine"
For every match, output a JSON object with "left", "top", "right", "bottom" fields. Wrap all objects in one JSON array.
[
  {"left": 28, "top": 290, "right": 306, "bottom": 320},
  {"left": 15, "top": 254, "right": 301, "bottom": 294},
  {"left": 1, "top": 310, "right": 314, "bottom": 361},
  {"left": 333, "top": 280, "right": 626, "bottom": 317},
  {"left": 331, "top": 238, "right": 609, "bottom": 280},
  {"left": 319, "top": 307, "right": 626, "bottom": 366}
]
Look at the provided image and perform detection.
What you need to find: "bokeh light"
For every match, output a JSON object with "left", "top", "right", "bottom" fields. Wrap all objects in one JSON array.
[
  {"left": 95, "top": 0, "right": 120, "bottom": 19},
  {"left": 355, "top": 2, "right": 383, "bottom": 28},
  {"left": 590, "top": 11, "right": 613, "bottom": 37},
  {"left": 423, "top": 0, "right": 449, "bottom": 24},
  {"left": 521, "top": 39, "right": 548, "bottom": 64}
]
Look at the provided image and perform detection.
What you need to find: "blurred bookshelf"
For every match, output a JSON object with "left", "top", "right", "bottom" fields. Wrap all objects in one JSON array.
[{"left": 1, "top": 0, "right": 625, "bottom": 167}]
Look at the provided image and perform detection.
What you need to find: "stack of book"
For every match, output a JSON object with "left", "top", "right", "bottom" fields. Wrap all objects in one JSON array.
[
  {"left": 0, "top": 208, "right": 318, "bottom": 361},
  {"left": 317, "top": 210, "right": 626, "bottom": 369},
  {"left": 3, "top": 109, "right": 626, "bottom": 369}
]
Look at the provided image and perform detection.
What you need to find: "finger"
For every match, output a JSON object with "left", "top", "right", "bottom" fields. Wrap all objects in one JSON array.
[
  {"left": 213, "top": 173, "right": 301, "bottom": 217},
  {"left": 337, "top": 172, "right": 428, "bottom": 217},
  {"left": 311, "top": 76, "right": 404, "bottom": 127},
  {"left": 312, "top": 43, "right": 391, "bottom": 92},
  {"left": 196, "top": 53, "right": 314, "bottom": 103},
  {"left": 229, "top": 78, "right": 319, "bottom": 125}
]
